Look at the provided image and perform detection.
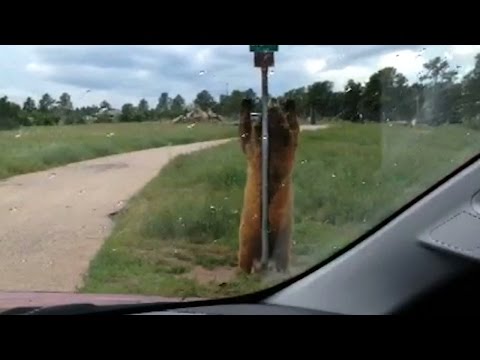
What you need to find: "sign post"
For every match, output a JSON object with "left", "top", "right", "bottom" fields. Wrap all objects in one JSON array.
[
  {"left": 250, "top": 45, "right": 278, "bottom": 269},
  {"left": 250, "top": 45, "right": 279, "bottom": 53}
]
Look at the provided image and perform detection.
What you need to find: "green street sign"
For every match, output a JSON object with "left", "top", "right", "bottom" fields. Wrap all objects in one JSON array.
[{"left": 249, "top": 45, "right": 279, "bottom": 52}]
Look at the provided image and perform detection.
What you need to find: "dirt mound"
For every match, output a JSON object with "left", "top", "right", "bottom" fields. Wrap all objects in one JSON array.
[
  {"left": 183, "top": 266, "right": 236, "bottom": 285},
  {"left": 172, "top": 107, "right": 224, "bottom": 124}
]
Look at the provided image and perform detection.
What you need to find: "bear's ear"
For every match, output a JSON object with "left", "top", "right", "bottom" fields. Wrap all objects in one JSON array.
[
  {"left": 240, "top": 98, "right": 253, "bottom": 114},
  {"left": 283, "top": 99, "right": 296, "bottom": 114}
]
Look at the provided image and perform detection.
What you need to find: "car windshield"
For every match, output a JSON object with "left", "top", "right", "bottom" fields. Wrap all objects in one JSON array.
[{"left": 0, "top": 45, "right": 479, "bottom": 305}]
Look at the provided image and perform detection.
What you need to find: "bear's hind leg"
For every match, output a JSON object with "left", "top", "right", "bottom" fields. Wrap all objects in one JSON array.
[
  {"left": 238, "top": 220, "right": 262, "bottom": 273},
  {"left": 272, "top": 229, "right": 291, "bottom": 273},
  {"left": 269, "top": 189, "right": 293, "bottom": 273},
  {"left": 270, "top": 210, "right": 293, "bottom": 273}
]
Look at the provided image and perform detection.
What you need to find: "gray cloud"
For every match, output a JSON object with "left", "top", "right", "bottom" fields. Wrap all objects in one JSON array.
[
  {"left": 31, "top": 45, "right": 424, "bottom": 93},
  {"left": 327, "top": 45, "right": 425, "bottom": 69},
  {"left": 12, "top": 45, "right": 478, "bottom": 108},
  {"left": 36, "top": 45, "right": 142, "bottom": 69}
]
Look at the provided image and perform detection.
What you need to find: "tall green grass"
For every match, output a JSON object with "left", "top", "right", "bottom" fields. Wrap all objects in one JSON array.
[
  {"left": 0, "top": 122, "right": 236, "bottom": 180},
  {"left": 81, "top": 123, "right": 480, "bottom": 298}
]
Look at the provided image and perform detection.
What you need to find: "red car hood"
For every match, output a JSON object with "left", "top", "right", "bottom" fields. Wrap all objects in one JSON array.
[{"left": 0, "top": 291, "right": 201, "bottom": 311}]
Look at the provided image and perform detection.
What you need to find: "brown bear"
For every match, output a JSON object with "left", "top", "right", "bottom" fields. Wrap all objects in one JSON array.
[{"left": 238, "top": 98, "right": 299, "bottom": 273}]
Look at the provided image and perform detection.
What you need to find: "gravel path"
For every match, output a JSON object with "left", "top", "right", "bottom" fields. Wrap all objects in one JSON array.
[{"left": 0, "top": 139, "right": 231, "bottom": 292}]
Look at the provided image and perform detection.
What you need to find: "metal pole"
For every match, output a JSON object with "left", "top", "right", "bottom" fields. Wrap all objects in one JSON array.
[{"left": 260, "top": 65, "right": 269, "bottom": 267}]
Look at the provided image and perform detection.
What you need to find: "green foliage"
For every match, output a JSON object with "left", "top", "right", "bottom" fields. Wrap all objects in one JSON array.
[
  {"left": 194, "top": 90, "right": 216, "bottom": 111},
  {"left": 120, "top": 103, "right": 138, "bottom": 122},
  {"left": 216, "top": 89, "right": 258, "bottom": 116},
  {"left": 22, "top": 97, "right": 36, "bottom": 112},
  {"left": 0, "top": 122, "right": 237, "bottom": 180},
  {"left": 463, "top": 114, "right": 480, "bottom": 130},
  {"left": 0, "top": 96, "right": 21, "bottom": 130},
  {"left": 170, "top": 95, "right": 186, "bottom": 116},
  {"left": 38, "top": 93, "right": 55, "bottom": 112}
]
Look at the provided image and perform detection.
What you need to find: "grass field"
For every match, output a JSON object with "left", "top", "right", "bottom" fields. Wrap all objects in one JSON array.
[
  {"left": 0, "top": 122, "right": 236, "bottom": 180},
  {"left": 81, "top": 122, "right": 480, "bottom": 298}
]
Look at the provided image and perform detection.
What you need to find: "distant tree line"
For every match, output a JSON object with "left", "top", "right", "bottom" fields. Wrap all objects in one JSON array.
[{"left": 1, "top": 53, "right": 480, "bottom": 130}]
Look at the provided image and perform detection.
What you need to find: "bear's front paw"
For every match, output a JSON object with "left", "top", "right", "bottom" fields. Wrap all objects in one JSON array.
[{"left": 251, "top": 259, "right": 264, "bottom": 274}]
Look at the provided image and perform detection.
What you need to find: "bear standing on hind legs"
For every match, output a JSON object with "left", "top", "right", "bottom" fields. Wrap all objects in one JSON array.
[{"left": 238, "top": 98, "right": 299, "bottom": 274}]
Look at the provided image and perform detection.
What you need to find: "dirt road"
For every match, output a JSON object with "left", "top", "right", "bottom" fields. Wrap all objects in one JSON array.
[{"left": 0, "top": 139, "right": 231, "bottom": 292}]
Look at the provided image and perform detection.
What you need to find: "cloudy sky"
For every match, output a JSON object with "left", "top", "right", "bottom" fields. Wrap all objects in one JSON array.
[{"left": 1, "top": 45, "right": 479, "bottom": 109}]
